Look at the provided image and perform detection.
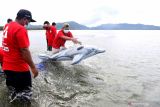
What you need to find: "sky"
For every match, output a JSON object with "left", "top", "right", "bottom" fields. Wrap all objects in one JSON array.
[{"left": 0, "top": 0, "right": 160, "bottom": 27}]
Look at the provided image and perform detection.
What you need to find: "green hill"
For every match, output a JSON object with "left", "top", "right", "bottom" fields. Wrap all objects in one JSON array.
[
  {"left": 0, "top": 26, "right": 3, "bottom": 30},
  {"left": 1, "top": 21, "right": 160, "bottom": 30},
  {"left": 56, "top": 21, "right": 90, "bottom": 30}
]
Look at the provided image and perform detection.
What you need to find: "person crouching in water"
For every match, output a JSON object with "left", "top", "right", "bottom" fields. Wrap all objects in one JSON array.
[
  {"left": 52, "top": 23, "right": 81, "bottom": 54},
  {"left": 43, "top": 21, "right": 57, "bottom": 51}
]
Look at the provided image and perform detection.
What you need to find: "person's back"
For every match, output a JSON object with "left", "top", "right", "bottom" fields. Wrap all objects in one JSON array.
[
  {"left": 3, "top": 21, "right": 29, "bottom": 71},
  {"left": 50, "top": 25, "right": 57, "bottom": 39},
  {"left": 3, "top": 18, "right": 13, "bottom": 30}
]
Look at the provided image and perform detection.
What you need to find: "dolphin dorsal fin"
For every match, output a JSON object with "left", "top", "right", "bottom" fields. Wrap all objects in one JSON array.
[{"left": 77, "top": 46, "right": 84, "bottom": 50}]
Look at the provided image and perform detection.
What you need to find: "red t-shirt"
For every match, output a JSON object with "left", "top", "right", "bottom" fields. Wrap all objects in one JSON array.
[
  {"left": 3, "top": 23, "right": 9, "bottom": 30},
  {"left": 45, "top": 26, "right": 57, "bottom": 46},
  {"left": 0, "top": 47, "right": 4, "bottom": 63},
  {"left": 2, "top": 22, "right": 30, "bottom": 72},
  {"left": 52, "top": 29, "right": 73, "bottom": 49}
]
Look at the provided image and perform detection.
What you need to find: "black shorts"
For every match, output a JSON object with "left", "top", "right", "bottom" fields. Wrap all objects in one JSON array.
[
  {"left": 46, "top": 39, "right": 52, "bottom": 51},
  {"left": 4, "top": 70, "right": 32, "bottom": 92}
]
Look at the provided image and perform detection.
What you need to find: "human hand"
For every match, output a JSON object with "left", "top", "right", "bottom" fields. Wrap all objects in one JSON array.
[
  {"left": 72, "top": 38, "right": 81, "bottom": 44},
  {"left": 31, "top": 67, "right": 39, "bottom": 78}
]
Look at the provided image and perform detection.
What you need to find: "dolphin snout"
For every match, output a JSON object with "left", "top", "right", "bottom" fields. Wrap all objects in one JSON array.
[{"left": 97, "top": 49, "right": 105, "bottom": 53}]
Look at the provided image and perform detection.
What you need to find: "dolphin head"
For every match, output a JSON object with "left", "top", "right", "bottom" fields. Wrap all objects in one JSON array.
[
  {"left": 82, "top": 47, "right": 105, "bottom": 59},
  {"left": 90, "top": 47, "right": 105, "bottom": 54},
  {"left": 71, "top": 46, "right": 105, "bottom": 65}
]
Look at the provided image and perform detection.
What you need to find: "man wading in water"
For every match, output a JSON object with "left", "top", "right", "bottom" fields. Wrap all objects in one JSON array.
[{"left": 2, "top": 9, "right": 39, "bottom": 103}]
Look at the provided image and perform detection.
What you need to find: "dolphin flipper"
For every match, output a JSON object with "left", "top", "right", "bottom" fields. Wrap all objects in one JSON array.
[{"left": 71, "top": 54, "right": 84, "bottom": 65}]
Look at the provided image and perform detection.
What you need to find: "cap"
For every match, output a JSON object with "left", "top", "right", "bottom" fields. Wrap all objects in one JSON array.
[
  {"left": 16, "top": 9, "right": 36, "bottom": 22},
  {"left": 63, "top": 23, "right": 69, "bottom": 28}
]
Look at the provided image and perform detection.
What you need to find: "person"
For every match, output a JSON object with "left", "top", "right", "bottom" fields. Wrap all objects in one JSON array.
[
  {"left": 7, "top": 18, "right": 13, "bottom": 23},
  {"left": 52, "top": 23, "right": 81, "bottom": 54},
  {"left": 43, "top": 21, "right": 57, "bottom": 51},
  {"left": 2, "top": 9, "right": 39, "bottom": 103},
  {"left": 0, "top": 18, "right": 12, "bottom": 69},
  {"left": 52, "top": 22, "right": 56, "bottom": 26},
  {"left": 3, "top": 18, "right": 13, "bottom": 30}
]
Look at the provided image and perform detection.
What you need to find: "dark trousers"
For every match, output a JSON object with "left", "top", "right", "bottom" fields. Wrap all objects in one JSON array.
[
  {"left": 46, "top": 39, "right": 52, "bottom": 51},
  {"left": 4, "top": 70, "right": 32, "bottom": 92}
]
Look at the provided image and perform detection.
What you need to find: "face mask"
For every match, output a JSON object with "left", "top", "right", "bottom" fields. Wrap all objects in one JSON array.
[
  {"left": 63, "top": 30, "right": 69, "bottom": 33},
  {"left": 24, "top": 25, "right": 28, "bottom": 28}
]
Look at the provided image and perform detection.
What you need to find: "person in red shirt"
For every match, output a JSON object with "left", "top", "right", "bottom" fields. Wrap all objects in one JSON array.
[
  {"left": 1, "top": 19, "right": 12, "bottom": 67},
  {"left": 3, "top": 18, "right": 12, "bottom": 31},
  {"left": 2, "top": 9, "right": 39, "bottom": 103},
  {"left": 52, "top": 23, "right": 81, "bottom": 54},
  {"left": 52, "top": 22, "right": 56, "bottom": 27},
  {"left": 43, "top": 21, "right": 57, "bottom": 51},
  {"left": 7, "top": 18, "right": 13, "bottom": 23}
]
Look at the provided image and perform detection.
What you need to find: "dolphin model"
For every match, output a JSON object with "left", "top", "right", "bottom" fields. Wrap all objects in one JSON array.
[{"left": 38, "top": 45, "right": 105, "bottom": 65}]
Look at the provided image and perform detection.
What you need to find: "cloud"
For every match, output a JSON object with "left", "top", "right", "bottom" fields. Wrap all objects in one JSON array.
[
  {"left": 0, "top": 0, "right": 160, "bottom": 26},
  {"left": 81, "top": 6, "right": 119, "bottom": 27}
]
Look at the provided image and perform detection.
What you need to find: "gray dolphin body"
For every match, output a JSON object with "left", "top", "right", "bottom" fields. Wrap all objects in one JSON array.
[{"left": 39, "top": 45, "right": 105, "bottom": 65}]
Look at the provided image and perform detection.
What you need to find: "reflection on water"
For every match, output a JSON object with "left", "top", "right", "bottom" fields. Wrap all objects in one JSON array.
[{"left": 1, "top": 30, "right": 160, "bottom": 106}]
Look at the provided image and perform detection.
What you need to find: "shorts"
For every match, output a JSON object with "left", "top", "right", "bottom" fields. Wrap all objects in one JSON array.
[
  {"left": 4, "top": 70, "right": 32, "bottom": 102},
  {"left": 47, "top": 39, "right": 52, "bottom": 51}
]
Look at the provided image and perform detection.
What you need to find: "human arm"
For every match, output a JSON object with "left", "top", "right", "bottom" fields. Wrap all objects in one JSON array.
[
  {"left": 60, "top": 34, "right": 81, "bottom": 44},
  {"left": 60, "top": 36, "right": 81, "bottom": 44},
  {"left": 16, "top": 28, "right": 38, "bottom": 78},
  {"left": 20, "top": 48, "right": 38, "bottom": 78}
]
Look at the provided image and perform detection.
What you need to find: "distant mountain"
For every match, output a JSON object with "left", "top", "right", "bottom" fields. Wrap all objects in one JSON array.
[
  {"left": 1, "top": 21, "right": 160, "bottom": 30},
  {"left": 27, "top": 22, "right": 160, "bottom": 30},
  {"left": 26, "top": 21, "right": 90, "bottom": 30},
  {"left": 0, "top": 26, "right": 3, "bottom": 30},
  {"left": 91, "top": 23, "right": 160, "bottom": 30},
  {"left": 27, "top": 24, "right": 43, "bottom": 30},
  {"left": 56, "top": 21, "right": 90, "bottom": 30}
]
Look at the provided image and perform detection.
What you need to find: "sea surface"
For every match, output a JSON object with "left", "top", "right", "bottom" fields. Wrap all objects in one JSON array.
[{"left": 0, "top": 30, "right": 160, "bottom": 107}]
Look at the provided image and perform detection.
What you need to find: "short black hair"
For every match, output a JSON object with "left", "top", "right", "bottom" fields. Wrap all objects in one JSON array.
[
  {"left": 52, "top": 22, "right": 56, "bottom": 26},
  {"left": 44, "top": 21, "right": 50, "bottom": 25},
  {"left": 7, "top": 18, "right": 12, "bottom": 23}
]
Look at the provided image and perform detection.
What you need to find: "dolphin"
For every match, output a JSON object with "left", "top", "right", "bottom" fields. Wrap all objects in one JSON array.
[{"left": 38, "top": 45, "right": 105, "bottom": 65}]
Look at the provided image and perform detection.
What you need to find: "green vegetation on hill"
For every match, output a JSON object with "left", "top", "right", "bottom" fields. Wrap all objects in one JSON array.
[
  {"left": 91, "top": 23, "right": 160, "bottom": 30},
  {"left": 0, "top": 26, "right": 3, "bottom": 30},
  {"left": 1, "top": 21, "right": 160, "bottom": 30},
  {"left": 56, "top": 21, "right": 90, "bottom": 30},
  {"left": 26, "top": 22, "right": 160, "bottom": 30}
]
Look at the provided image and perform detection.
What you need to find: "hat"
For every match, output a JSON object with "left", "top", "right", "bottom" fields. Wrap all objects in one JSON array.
[
  {"left": 16, "top": 9, "right": 36, "bottom": 22},
  {"left": 63, "top": 23, "right": 69, "bottom": 28}
]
